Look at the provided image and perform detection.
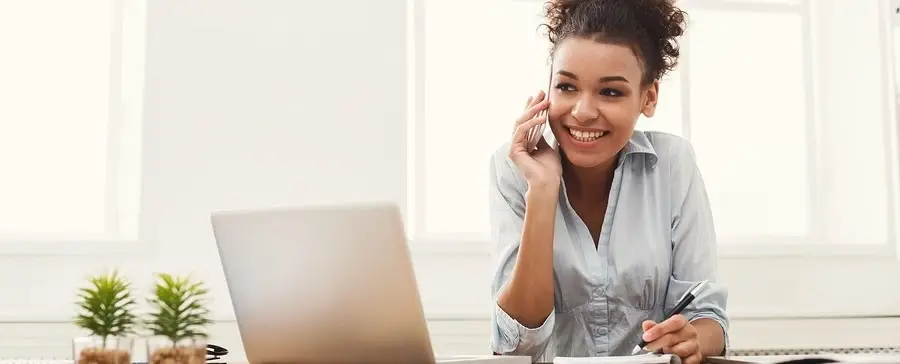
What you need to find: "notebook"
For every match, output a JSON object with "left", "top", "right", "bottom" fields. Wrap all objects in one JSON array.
[
  {"left": 705, "top": 353, "right": 900, "bottom": 364},
  {"left": 553, "top": 353, "right": 681, "bottom": 364}
]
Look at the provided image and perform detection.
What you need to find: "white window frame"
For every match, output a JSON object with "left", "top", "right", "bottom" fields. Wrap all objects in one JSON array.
[
  {"left": 681, "top": 0, "right": 900, "bottom": 259},
  {"left": 406, "top": 0, "right": 900, "bottom": 319},
  {"left": 0, "top": 0, "right": 146, "bottom": 256}
]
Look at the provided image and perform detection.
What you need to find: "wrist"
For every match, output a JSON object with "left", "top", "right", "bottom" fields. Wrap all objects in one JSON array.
[{"left": 525, "top": 178, "right": 560, "bottom": 201}]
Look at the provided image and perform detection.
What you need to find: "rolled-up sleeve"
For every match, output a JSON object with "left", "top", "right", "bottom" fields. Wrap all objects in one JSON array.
[
  {"left": 665, "top": 139, "right": 731, "bottom": 355},
  {"left": 488, "top": 150, "right": 555, "bottom": 360}
]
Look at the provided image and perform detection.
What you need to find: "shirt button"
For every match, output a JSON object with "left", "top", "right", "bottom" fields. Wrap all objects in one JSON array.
[{"left": 596, "top": 327, "right": 608, "bottom": 335}]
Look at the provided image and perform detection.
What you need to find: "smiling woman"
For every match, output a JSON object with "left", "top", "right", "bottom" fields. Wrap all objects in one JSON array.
[
  {"left": 547, "top": 39, "right": 661, "bottom": 171},
  {"left": 489, "top": 1, "right": 727, "bottom": 363}
]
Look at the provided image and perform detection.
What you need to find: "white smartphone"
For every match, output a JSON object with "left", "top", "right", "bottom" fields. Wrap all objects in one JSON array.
[{"left": 526, "top": 69, "right": 553, "bottom": 152}]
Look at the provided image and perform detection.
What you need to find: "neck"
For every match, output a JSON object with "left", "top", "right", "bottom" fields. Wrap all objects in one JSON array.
[{"left": 562, "top": 153, "right": 618, "bottom": 202}]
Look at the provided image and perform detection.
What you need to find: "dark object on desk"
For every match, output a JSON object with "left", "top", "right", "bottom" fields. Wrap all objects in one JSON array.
[
  {"left": 704, "top": 356, "right": 840, "bottom": 364},
  {"left": 124, "top": 343, "right": 228, "bottom": 364},
  {"left": 207, "top": 343, "right": 229, "bottom": 363},
  {"left": 773, "top": 359, "right": 839, "bottom": 364}
]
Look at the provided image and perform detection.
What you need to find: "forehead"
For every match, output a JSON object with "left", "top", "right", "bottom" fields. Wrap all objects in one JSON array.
[{"left": 551, "top": 37, "right": 644, "bottom": 82}]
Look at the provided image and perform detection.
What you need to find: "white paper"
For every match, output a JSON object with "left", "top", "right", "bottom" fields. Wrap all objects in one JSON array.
[
  {"left": 436, "top": 356, "right": 531, "bottom": 364},
  {"left": 553, "top": 353, "right": 680, "bottom": 364}
]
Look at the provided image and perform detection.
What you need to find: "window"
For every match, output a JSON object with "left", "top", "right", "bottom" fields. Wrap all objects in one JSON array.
[
  {"left": 0, "top": 1, "right": 143, "bottom": 242},
  {"left": 409, "top": 0, "right": 900, "bottom": 318},
  {"left": 410, "top": 0, "right": 898, "bottom": 254}
]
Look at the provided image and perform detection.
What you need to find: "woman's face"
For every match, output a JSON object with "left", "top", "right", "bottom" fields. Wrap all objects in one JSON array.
[{"left": 547, "top": 37, "right": 659, "bottom": 169}]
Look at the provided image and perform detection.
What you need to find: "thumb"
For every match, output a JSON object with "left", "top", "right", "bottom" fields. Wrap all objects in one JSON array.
[{"left": 642, "top": 320, "right": 657, "bottom": 332}]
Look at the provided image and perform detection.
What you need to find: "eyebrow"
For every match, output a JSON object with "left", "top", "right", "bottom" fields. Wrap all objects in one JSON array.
[{"left": 557, "top": 70, "right": 630, "bottom": 84}]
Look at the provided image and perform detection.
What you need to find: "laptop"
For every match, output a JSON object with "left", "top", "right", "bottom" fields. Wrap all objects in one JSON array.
[{"left": 210, "top": 202, "right": 526, "bottom": 364}]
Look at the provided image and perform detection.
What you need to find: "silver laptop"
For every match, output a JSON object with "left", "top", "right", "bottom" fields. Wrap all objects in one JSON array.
[{"left": 210, "top": 202, "right": 435, "bottom": 364}]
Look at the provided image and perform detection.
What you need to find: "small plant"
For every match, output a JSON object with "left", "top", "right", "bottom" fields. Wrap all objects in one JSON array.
[
  {"left": 145, "top": 273, "right": 212, "bottom": 364},
  {"left": 74, "top": 269, "right": 138, "bottom": 345},
  {"left": 145, "top": 273, "right": 213, "bottom": 343},
  {"left": 72, "top": 269, "right": 137, "bottom": 364}
]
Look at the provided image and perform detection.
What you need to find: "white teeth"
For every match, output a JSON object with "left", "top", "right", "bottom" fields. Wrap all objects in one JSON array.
[{"left": 567, "top": 128, "right": 608, "bottom": 142}]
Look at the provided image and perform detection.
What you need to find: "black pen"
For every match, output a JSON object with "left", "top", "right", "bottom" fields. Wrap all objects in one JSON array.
[{"left": 630, "top": 279, "right": 709, "bottom": 355}]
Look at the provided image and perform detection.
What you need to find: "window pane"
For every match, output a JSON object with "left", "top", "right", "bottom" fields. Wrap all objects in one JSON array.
[
  {"left": 415, "top": 0, "right": 897, "bottom": 248},
  {"left": 817, "top": 0, "right": 890, "bottom": 245},
  {"left": 420, "top": 0, "right": 547, "bottom": 238},
  {"left": 0, "top": 1, "right": 112, "bottom": 234},
  {"left": 686, "top": 9, "right": 810, "bottom": 240}
]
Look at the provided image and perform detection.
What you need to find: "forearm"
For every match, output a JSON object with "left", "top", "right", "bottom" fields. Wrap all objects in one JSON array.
[
  {"left": 496, "top": 180, "right": 559, "bottom": 328},
  {"left": 693, "top": 318, "right": 725, "bottom": 357}
]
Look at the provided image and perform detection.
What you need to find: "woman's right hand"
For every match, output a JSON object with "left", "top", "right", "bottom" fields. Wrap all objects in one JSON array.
[{"left": 508, "top": 90, "right": 562, "bottom": 190}]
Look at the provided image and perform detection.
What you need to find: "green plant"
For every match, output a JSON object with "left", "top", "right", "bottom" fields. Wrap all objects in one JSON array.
[
  {"left": 74, "top": 270, "right": 138, "bottom": 347},
  {"left": 145, "top": 273, "right": 212, "bottom": 346}
]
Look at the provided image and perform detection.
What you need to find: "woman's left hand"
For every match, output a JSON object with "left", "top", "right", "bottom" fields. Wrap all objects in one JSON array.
[{"left": 641, "top": 315, "right": 702, "bottom": 364}]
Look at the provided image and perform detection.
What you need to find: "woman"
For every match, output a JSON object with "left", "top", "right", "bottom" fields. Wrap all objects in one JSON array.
[{"left": 488, "top": 0, "right": 729, "bottom": 363}]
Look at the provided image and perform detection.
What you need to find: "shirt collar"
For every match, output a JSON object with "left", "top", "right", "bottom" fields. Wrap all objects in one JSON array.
[{"left": 618, "top": 130, "right": 658, "bottom": 167}]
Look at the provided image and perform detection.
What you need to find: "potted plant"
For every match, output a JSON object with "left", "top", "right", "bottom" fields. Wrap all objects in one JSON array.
[
  {"left": 72, "top": 269, "right": 138, "bottom": 364},
  {"left": 145, "top": 273, "right": 213, "bottom": 364}
]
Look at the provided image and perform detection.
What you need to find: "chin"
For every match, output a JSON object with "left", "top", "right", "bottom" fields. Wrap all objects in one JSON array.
[
  {"left": 562, "top": 148, "right": 618, "bottom": 169},
  {"left": 554, "top": 125, "right": 621, "bottom": 168}
]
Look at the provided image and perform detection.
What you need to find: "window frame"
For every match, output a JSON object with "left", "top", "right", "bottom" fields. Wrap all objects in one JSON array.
[{"left": 0, "top": 0, "right": 146, "bottom": 254}]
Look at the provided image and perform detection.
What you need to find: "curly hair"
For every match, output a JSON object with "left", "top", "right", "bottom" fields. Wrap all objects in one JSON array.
[{"left": 541, "top": 0, "right": 687, "bottom": 84}]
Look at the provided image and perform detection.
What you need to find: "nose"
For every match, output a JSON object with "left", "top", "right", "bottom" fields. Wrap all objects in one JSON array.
[{"left": 571, "top": 95, "right": 599, "bottom": 124}]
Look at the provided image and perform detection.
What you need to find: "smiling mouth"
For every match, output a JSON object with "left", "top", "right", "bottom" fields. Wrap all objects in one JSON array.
[{"left": 566, "top": 127, "right": 610, "bottom": 143}]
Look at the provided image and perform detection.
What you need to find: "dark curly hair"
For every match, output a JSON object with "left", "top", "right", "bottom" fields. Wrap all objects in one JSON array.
[{"left": 541, "top": 0, "right": 687, "bottom": 85}]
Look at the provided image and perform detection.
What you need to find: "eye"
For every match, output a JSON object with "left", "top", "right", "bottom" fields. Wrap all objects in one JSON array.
[
  {"left": 555, "top": 83, "right": 576, "bottom": 92},
  {"left": 600, "top": 88, "right": 624, "bottom": 97}
]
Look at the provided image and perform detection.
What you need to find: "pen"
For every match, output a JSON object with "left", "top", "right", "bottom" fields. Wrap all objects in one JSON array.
[{"left": 630, "top": 279, "right": 709, "bottom": 355}]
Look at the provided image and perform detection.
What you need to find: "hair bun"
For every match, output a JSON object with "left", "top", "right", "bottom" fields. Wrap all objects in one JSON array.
[{"left": 542, "top": 0, "right": 688, "bottom": 82}]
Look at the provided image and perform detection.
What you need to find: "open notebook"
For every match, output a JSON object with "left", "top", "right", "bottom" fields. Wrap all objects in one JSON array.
[{"left": 554, "top": 353, "right": 681, "bottom": 364}]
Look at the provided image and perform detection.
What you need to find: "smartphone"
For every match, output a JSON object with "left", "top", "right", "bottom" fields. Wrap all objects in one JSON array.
[{"left": 526, "top": 69, "right": 553, "bottom": 152}]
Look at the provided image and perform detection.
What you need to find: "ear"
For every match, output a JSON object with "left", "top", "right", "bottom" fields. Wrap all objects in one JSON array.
[{"left": 641, "top": 80, "right": 660, "bottom": 118}]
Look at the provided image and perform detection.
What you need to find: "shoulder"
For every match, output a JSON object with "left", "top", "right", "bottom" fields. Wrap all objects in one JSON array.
[
  {"left": 641, "top": 131, "right": 697, "bottom": 161},
  {"left": 639, "top": 131, "right": 704, "bottom": 207},
  {"left": 640, "top": 130, "right": 699, "bottom": 173},
  {"left": 488, "top": 143, "right": 528, "bottom": 194}
]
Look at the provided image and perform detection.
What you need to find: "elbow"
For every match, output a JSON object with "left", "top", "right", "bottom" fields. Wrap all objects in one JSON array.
[{"left": 492, "top": 302, "right": 555, "bottom": 361}]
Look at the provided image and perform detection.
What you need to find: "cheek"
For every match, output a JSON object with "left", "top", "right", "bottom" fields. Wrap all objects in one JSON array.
[
  {"left": 547, "top": 100, "right": 570, "bottom": 123},
  {"left": 598, "top": 101, "right": 641, "bottom": 129}
]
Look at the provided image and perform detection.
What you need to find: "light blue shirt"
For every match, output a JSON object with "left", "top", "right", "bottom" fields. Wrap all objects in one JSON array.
[{"left": 488, "top": 130, "right": 729, "bottom": 362}]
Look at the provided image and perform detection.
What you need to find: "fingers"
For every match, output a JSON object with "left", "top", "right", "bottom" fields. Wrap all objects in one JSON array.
[
  {"left": 683, "top": 353, "right": 702, "bottom": 364},
  {"left": 642, "top": 320, "right": 656, "bottom": 332},
  {"left": 516, "top": 92, "right": 549, "bottom": 127},
  {"left": 642, "top": 318, "right": 699, "bottom": 361},
  {"left": 643, "top": 333, "right": 681, "bottom": 353},
  {"left": 526, "top": 90, "right": 544, "bottom": 110},
  {"left": 509, "top": 91, "right": 550, "bottom": 159},
  {"left": 513, "top": 113, "right": 547, "bottom": 146},
  {"left": 670, "top": 339, "right": 700, "bottom": 359},
  {"left": 643, "top": 314, "right": 687, "bottom": 342}
]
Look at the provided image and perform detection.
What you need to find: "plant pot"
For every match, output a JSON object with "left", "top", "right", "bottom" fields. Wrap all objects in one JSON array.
[
  {"left": 146, "top": 336, "right": 207, "bottom": 364},
  {"left": 72, "top": 336, "right": 134, "bottom": 364}
]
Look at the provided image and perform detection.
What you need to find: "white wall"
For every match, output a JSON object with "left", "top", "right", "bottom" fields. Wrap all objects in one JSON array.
[
  {"left": 2, "top": 0, "right": 900, "bottom": 359},
  {"left": 0, "top": 0, "right": 407, "bottom": 324}
]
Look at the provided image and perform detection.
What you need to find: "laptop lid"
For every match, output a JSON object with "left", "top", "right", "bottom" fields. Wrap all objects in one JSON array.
[{"left": 211, "top": 202, "right": 435, "bottom": 364}]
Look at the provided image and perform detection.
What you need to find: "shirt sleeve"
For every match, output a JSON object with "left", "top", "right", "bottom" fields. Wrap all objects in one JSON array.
[
  {"left": 488, "top": 150, "right": 555, "bottom": 360},
  {"left": 665, "top": 138, "right": 731, "bottom": 356}
]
